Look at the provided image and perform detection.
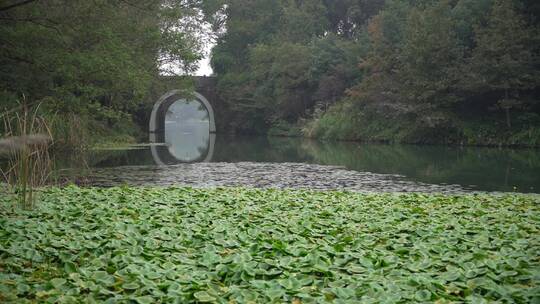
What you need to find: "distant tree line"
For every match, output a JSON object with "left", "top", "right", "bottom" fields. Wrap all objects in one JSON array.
[{"left": 204, "top": 0, "right": 540, "bottom": 145}]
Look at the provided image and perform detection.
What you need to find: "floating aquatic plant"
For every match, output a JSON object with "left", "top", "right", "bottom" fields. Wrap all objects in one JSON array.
[{"left": 0, "top": 187, "right": 538, "bottom": 303}]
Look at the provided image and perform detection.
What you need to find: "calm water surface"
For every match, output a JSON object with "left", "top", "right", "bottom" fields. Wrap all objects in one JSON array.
[
  {"left": 74, "top": 94, "right": 540, "bottom": 192},
  {"left": 86, "top": 135, "right": 540, "bottom": 193}
]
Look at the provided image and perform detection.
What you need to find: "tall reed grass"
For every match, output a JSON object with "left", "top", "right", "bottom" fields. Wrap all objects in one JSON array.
[{"left": 0, "top": 101, "right": 53, "bottom": 209}]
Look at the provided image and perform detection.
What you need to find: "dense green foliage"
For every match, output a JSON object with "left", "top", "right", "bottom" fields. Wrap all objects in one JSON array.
[
  {"left": 0, "top": 0, "right": 202, "bottom": 147},
  {"left": 1, "top": 186, "right": 539, "bottom": 302},
  {"left": 204, "top": 0, "right": 379, "bottom": 133},
  {"left": 2, "top": 0, "right": 537, "bottom": 146},
  {"left": 206, "top": 0, "right": 540, "bottom": 145}
]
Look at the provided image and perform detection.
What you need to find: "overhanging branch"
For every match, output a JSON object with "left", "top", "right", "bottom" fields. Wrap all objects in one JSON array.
[{"left": 0, "top": 0, "right": 40, "bottom": 12}]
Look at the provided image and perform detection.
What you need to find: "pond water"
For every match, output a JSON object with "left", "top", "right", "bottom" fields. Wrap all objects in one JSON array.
[
  {"left": 57, "top": 93, "right": 538, "bottom": 193},
  {"left": 83, "top": 135, "right": 540, "bottom": 193}
]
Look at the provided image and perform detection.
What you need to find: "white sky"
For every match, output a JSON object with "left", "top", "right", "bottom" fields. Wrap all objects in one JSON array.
[
  {"left": 195, "top": 54, "right": 213, "bottom": 76},
  {"left": 194, "top": 21, "right": 215, "bottom": 76}
]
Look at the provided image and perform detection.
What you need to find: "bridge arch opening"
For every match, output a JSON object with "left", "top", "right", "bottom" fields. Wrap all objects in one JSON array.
[
  {"left": 149, "top": 90, "right": 216, "bottom": 134},
  {"left": 149, "top": 90, "right": 216, "bottom": 164}
]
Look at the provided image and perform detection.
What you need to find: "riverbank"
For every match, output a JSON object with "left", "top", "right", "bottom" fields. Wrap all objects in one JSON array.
[
  {"left": 1, "top": 186, "right": 538, "bottom": 303},
  {"left": 263, "top": 106, "right": 540, "bottom": 148}
]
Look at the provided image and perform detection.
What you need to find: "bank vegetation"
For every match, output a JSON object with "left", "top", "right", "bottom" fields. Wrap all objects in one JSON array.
[{"left": 205, "top": 0, "right": 540, "bottom": 146}]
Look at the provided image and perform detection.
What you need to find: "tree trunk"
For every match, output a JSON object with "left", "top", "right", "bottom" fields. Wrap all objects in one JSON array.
[
  {"left": 505, "top": 88, "right": 511, "bottom": 129},
  {"left": 505, "top": 108, "right": 511, "bottom": 129}
]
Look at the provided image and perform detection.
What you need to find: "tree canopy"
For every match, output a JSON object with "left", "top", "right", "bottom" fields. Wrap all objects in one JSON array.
[
  {"left": 0, "top": 0, "right": 204, "bottom": 143},
  {"left": 1, "top": 0, "right": 538, "bottom": 145},
  {"left": 205, "top": 0, "right": 540, "bottom": 142}
]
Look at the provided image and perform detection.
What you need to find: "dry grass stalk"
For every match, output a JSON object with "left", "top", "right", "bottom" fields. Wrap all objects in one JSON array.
[{"left": 1, "top": 101, "right": 53, "bottom": 209}]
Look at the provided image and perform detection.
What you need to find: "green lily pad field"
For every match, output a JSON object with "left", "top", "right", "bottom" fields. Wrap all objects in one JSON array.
[{"left": 0, "top": 186, "right": 539, "bottom": 303}]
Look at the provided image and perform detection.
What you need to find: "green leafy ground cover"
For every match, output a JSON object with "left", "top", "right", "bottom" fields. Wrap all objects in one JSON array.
[{"left": 0, "top": 187, "right": 539, "bottom": 303}]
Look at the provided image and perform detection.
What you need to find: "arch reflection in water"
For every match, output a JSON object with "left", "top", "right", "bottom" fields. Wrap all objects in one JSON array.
[{"left": 149, "top": 93, "right": 216, "bottom": 165}]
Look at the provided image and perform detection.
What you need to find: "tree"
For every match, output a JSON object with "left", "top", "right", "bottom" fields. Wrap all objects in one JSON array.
[
  {"left": 0, "top": 0, "right": 202, "bottom": 139},
  {"left": 400, "top": 1, "right": 463, "bottom": 108},
  {"left": 322, "top": 0, "right": 386, "bottom": 38},
  {"left": 467, "top": 0, "right": 540, "bottom": 128},
  {"left": 277, "top": 0, "right": 328, "bottom": 43},
  {"left": 309, "top": 34, "right": 364, "bottom": 111},
  {"left": 209, "top": 0, "right": 282, "bottom": 75},
  {"left": 346, "top": 0, "right": 411, "bottom": 115}
]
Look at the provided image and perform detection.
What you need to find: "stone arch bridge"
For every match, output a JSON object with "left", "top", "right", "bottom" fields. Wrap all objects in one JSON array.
[
  {"left": 149, "top": 76, "right": 226, "bottom": 134},
  {"left": 147, "top": 76, "right": 226, "bottom": 165}
]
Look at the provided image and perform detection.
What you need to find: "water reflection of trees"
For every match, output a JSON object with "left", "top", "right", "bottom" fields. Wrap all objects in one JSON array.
[
  {"left": 211, "top": 136, "right": 540, "bottom": 192},
  {"left": 74, "top": 135, "right": 539, "bottom": 192},
  {"left": 297, "top": 141, "right": 540, "bottom": 192}
]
